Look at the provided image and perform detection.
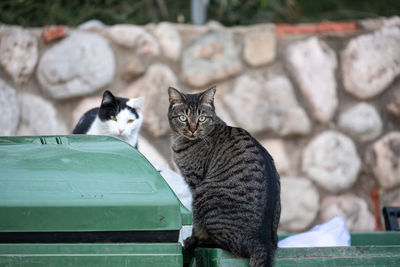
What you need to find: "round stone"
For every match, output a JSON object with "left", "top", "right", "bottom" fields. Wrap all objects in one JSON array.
[
  {"left": 108, "top": 24, "right": 160, "bottom": 56},
  {"left": 319, "top": 195, "right": 375, "bottom": 232},
  {"left": 153, "top": 22, "right": 182, "bottom": 61},
  {"left": 387, "top": 85, "right": 400, "bottom": 118},
  {"left": 77, "top": 19, "right": 106, "bottom": 31},
  {"left": 122, "top": 64, "right": 178, "bottom": 137},
  {"left": 366, "top": 132, "right": 400, "bottom": 189},
  {"left": 17, "top": 93, "right": 67, "bottom": 135},
  {"left": 260, "top": 139, "right": 290, "bottom": 175},
  {"left": 0, "top": 27, "right": 38, "bottom": 84},
  {"left": 280, "top": 177, "right": 320, "bottom": 232},
  {"left": 181, "top": 31, "right": 242, "bottom": 87},
  {"left": 243, "top": 26, "right": 276, "bottom": 67},
  {"left": 302, "top": 130, "right": 361, "bottom": 192},
  {"left": 224, "top": 75, "right": 311, "bottom": 135},
  {"left": 286, "top": 37, "right": 338, "bottom": 123},
  {"left": 338, "top": 102, "right": 382, "bottom": 142},
  {"left": 37, "top": 31, "right": 115, "bottom": 99},
  {"left": 0, "top": 79, "right": 20, "bottom": 135},
  {"left": 341, "top": 26, "right": 400, "bottom": 99}
]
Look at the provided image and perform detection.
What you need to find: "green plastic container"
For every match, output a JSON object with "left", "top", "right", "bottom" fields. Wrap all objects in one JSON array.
[
  {"left": 189, "top": 232, "right": 400, "bottom": 267},
  {"left": 0, "top": 135, "right": 192, "bottom": 266}
]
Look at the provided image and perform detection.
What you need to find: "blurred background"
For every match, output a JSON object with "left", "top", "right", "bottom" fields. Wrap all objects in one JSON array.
[
  {"left": 1, "top": 0, "right": 400, "bottom": 26},
  {"left": 0, "top": 0, "right": 400, "bottom": 234}
]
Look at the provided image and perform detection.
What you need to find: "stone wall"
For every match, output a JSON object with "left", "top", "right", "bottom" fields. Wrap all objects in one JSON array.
[{"left": 1, "top": 17, "right": 400, "bottom": 233}]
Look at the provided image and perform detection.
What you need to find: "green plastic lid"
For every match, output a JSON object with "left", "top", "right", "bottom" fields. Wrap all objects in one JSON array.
[{"left": 0, "top": 135, "right": 192, "bottom": 233}]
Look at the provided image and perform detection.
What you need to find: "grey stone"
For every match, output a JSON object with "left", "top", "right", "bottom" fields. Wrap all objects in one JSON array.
[
  {"left": 243, "top": 26, "right": 276, "bottom": 67},
  {"left": 17, "top": 93, "right": 67, "bottom": 135},
  {"left": 0, "top": 79, "right": 20, "bottom": 135},
  {"left": 341, "top": 26, "right": 400, "bottom": 99},
  {"left": 0, "top": 27, "right": 38, "bottom": 84},
  {"left": 260, "top": 139, "right": 290, "bottom": 175},
  {"left": 122, "top": 64, "right": 178, "bottom": 137},
  {"left": 77, "top": 20, "right": 106, "bottom": 31},
  {"left": 286, "top": 37, "right": 338, "bottom": 123},
  {"left": 359, "top": 18, "right": 385, "bottom": 31},
  {"left": 387, "top": 86, "right": 400, "bottom": 118},
  {"left": 175, "top": 24, "right": 209, "bottom": 46},
  {"left": 206, "top": 20, "right": 225, "bottom": 31},
  {"left": 214, "top": 92, "right": 237, "bottom": 127},
  {"left": 366, "top": 132, "right": 400, "bottom": 189},
  {"left": 338, "top": 103, "right": 382, "bottom": 142},
  {"left": 153, "top": 22, "right": 182, "bottom": 61},
  {"left": 380, "top": 188, "right": 400, "bottom": 210},
  {"left": 302, "top": 131, "right": 361, "bottom": 193},
  {"left": 37, "top": 32, "right": 115, "bottom": 99},
  {"left": 319, "top": 195, "right": 375, "bottom": 232},
  {"left": 383, "top": 16, "right": 400, "bottom": 28},
  {"left": 122, "top": 57, "right": 146, "bottom": 81},
  {"left": 108, "top": 24, "right": 160, "bottom": 56},
  {"left": 181, "top": 31, "right": 242, "bottom": 87},
  {"left": 224, "top": 75, "right": 311, "bottom": 135},
  {"left": 72, "top": 95, "right": 102, "bottom": 127},
  {"left": 280, "top": 177, "right": 320, "bottom": 232}
]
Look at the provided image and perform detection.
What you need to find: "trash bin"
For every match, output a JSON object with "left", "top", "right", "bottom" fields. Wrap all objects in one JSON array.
[
  {"left": 188, "top": 232, "right": 400, "bottom": 266},
  {"left": 0, "top": 135, "right": 192, "bottom": 267}
]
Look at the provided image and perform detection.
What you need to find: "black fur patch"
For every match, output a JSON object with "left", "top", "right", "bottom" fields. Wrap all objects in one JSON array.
[
  {"left": 73, "top": 108, "right": 99, "bottom": 134},
  {"left": 98, "top": 96, "right": 138, "bottom": 122}
]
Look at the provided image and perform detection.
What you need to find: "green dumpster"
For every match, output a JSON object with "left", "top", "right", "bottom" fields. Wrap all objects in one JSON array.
[
  {"left": 188, "top": 232, "right": 400, "bottom": 266},
  {"left": 0, "top": 135, "right": 192, "bottom": 266}
]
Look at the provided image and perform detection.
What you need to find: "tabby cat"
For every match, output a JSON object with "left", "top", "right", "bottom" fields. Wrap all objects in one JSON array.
[
  {"left": 168, "top": 86, "right": 281, "bottom": 267},
  {"left": 73, "top": 90, "right": 144, "bottom": 149}
]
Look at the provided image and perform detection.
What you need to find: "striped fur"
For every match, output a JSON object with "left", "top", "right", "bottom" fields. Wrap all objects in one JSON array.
[{"left": 168, "top": 87, "right": 281, "bottom": 267}]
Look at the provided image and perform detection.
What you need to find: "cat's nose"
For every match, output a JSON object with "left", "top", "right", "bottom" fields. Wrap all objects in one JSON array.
[
  {"left": 190, "top": 128, "right": 196, "bottom": 133},
  {"left": 119, "top": 129, "right": 124, "bottom": 134}
]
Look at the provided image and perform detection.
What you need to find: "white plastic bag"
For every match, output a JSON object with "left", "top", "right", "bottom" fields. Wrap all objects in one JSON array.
[
  {"left": 278, "top": 216, "right": 350, "bottom": 248},
  {"left": 159, "top": 167, "right": 193, "bottom": 245}
]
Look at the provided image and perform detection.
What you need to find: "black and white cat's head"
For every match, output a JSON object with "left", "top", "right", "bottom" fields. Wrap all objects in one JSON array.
[
  {"left": 168, "top": 86, "right": 216, "bottom": 140},
  {"left": 98, "top": 90, "right": 144, "bottom": 142}
]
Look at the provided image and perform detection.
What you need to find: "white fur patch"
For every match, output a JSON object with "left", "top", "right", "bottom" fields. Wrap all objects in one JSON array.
[
  {"left": 127, "top": 97, "right": 145, "bottom": 109},
  {"left": 87, "top": 107, "right": 143, "bottom": 148}
]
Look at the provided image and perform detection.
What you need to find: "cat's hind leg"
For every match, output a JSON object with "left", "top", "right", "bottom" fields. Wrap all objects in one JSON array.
[
  {"left": 184, "top": 224, "right": 216, "bottom": 250},
  {"left": 249, "top": 244, "right": 274, "bottom": 267},
  {"left": 183, "top": 235, "right": 199, "bottom": 250}
]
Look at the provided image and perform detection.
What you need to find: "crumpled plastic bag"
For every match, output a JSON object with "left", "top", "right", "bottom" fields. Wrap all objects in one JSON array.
[
  {"left": 159, "top": 166, "right": 193, "bottom": 245},
  {"left": 278, "top": 216, "right": 350, "bottom": 248}
]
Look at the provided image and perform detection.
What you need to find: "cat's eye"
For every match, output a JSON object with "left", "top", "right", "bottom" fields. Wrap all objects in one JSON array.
[
  {"left": 179, "top": 115, "right": 187, "bottom": 122},
  {"left": 198, "top": 115, "right": 206, "bottom": 122},
  {"left": 110, "top": 115, "right": 117, "bottom": 121},
  {"left": 128, "top": 119, "right": 134, "bottom": 123}
]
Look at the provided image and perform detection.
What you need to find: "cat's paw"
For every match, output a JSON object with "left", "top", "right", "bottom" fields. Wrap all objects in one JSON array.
[{"left": 184, "top": 236, "right": 199, "bottom": 250}]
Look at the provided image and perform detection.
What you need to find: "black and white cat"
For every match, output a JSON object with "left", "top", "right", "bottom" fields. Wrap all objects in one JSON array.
[{"left": 73, "top": 90, "right": 144, "bottom": 149}]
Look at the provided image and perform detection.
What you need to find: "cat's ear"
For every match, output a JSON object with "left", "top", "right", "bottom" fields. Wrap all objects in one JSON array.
[
  {"left": 127, "top": 96, "right": 145, "bottom": 110},
  {"left": 102, "top": 90, "right": 116, "bottom": 105},
  {"left": 199, "top": 86, "right": 216, "bottom": 106},
  {"left": 168, "top": 87, "right": 186, "bottom": 106}
]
